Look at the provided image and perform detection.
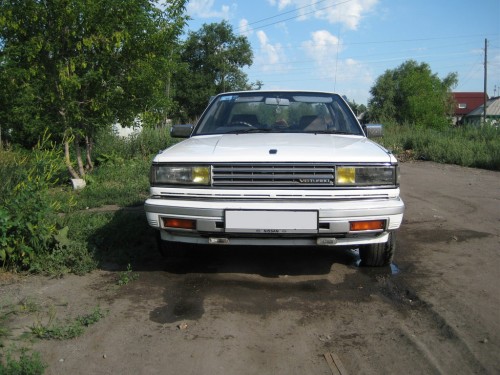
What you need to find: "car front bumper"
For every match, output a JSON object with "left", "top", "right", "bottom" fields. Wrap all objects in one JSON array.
[{"left": 144, "top": 196, "right": 404, "bottom": 247}]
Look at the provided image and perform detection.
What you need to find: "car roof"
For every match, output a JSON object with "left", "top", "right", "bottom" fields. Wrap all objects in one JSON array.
[{"left": 214, "top": 90, "right": 340, "bottom": 96}]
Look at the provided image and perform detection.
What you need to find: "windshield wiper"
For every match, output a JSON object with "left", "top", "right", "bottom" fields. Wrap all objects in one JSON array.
[{"left": 309, "top": 130, "right": 356, "bottom": 135}]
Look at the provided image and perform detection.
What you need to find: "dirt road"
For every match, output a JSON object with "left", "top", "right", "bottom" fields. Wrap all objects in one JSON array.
[{"left": 1, "top": 161, "right": 499, "bottom": 374}]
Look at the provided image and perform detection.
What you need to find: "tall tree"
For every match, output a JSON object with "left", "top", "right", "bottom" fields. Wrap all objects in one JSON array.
[
  {"left": 368, "top": 60, "right": 457, "bottom": 129},
  {"left": 347, "top": 99, "right": 367, "bottom": 117},
  {"left": 174, "top": 21, "right": 253, "bottom": 120},
  {"left": 0, "top": 0, "right": 188, "bottom": 178}
]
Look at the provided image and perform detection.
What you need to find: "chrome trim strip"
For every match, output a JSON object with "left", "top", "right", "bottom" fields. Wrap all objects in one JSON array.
[{"left": 144, "top": 200, "right": 404, "bottom": 218}]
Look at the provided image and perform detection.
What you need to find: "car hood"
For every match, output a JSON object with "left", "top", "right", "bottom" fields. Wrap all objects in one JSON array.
[{"left": 153, "top": 133, "right": 395, "bottom": 163}]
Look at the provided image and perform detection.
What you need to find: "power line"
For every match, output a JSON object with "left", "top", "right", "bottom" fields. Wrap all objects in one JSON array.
[
  {"left": 236, "top": 0, "right": 335, "bottom": 30},
  {"left": 236, "top": 0, "right": 354, "bottom": 34}
]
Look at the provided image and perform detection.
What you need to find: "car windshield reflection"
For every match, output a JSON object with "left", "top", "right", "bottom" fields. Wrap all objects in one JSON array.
[{"left": 193, "top": 91, "right": 364, "bottom": 136}]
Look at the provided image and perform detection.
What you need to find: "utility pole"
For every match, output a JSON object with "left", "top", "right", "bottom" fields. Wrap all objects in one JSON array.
[{"left": 484, "top": 38, "right": 488, "bottom": 123}]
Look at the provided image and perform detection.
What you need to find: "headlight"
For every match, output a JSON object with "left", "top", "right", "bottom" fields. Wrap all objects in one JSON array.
[
  {"left": 336, "top": 166, "right": 398, "bottom": 186},
  {"left": 150, "top": 165, "right": 211, "bottom": 185}
]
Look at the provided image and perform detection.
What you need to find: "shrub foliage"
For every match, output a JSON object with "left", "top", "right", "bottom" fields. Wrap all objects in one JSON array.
[
  {"left": 381, "top": 123, "right": 500, "bottom": 171},
  {"left": 0, "top": 133, "right": 64, "bottom": 269}
]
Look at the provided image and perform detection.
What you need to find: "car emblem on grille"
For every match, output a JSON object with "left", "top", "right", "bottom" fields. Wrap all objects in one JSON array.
[{"left": 299, "top": 178, "right": 331, "bottom": 183}]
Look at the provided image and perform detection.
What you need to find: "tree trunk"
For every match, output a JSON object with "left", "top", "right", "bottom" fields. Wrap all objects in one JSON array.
[
  {"left": 75, "top": 136, "right": 85, "bottom": 178},
  {"left": 64, "top": 139, "right": 80, "bottom": 179},
  {"left": 85, "top": 135, "right": 94, "bottom": 171}
]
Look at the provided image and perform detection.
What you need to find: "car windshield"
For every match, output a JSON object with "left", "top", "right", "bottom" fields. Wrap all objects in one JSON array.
[{"left": 192, "top": 92, "right": 364, "bottom": 136}]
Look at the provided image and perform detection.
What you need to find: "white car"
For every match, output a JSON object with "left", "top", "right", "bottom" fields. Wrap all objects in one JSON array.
[{"left": 145, "top": 91, "right": 404, "bottom": 266}]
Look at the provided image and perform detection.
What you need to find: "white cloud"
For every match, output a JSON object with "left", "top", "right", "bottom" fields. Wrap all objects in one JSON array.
[
  {"left": 239, "top": 18, "right": 254, "bottom": 37},
  {"left": 269, "top": 0, "right": 379, "bottom": 30},
  {"left": 302, "top": 30, "right": 372, "bottom": 97},
  {"left": 255, "top": 30, "right": 288, "bottom": 72},
  {"left": 302, "top": 30, "right": 341, "bottom": 62},
  {"left": 267, "top": 0, "right": 293, "bottom": 10},
  {"left": 187, "top": 0, "right": 231, "bottom": 19}
]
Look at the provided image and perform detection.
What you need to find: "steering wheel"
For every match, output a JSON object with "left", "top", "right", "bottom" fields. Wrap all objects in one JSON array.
[{"left": 229, "top": 121, "right": 254, "bottom": 128}]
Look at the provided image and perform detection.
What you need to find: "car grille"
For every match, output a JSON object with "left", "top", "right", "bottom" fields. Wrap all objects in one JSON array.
[{"left": 212, "top": 163, "right": 335, "bottom": 188}]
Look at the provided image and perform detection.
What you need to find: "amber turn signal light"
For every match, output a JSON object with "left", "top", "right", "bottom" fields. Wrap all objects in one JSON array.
[
  {"left": 162, "top": 218, "right": 196, "bottom": 230},
  {"left": 350, "top": 220, "right": 385, "bottom": 231}
]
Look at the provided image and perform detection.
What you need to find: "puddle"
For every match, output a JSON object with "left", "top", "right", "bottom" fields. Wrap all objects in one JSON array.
[
  {"left": 150, "top": 297, "right": 205, "bottom": 324},
  {"left": 390, "top": 262, "right": 400, "bottom": 275}
]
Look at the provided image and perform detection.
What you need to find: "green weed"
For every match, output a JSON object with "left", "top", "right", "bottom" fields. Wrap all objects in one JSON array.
[
  {"left": 28, "top": 227, "right": 97, "bottom": 277},
  {"left": 116, "top": 264, "right": 139, "bottom": 286},
  {"left": 17, "top": 299, "right": 41, "bottom": 314},
  {"left": 31, "top": 306, "right": 106, "bottom": 340},
  {"left": 0, "top": 349, "right": 46, "bottom": 375}
]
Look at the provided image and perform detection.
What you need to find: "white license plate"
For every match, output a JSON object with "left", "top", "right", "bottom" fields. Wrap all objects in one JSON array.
[{"left": 225, "top": 210, "right": 318, "bottom": 233}]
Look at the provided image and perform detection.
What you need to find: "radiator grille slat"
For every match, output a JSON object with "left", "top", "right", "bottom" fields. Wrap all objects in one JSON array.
[{"left": 212, "top": 164, "right": 335, "bottom": 188}]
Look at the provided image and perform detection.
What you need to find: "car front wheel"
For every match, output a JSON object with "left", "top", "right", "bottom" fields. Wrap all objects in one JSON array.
[{"left": 359, "top": 232, "right": 396, "bottom": 267}]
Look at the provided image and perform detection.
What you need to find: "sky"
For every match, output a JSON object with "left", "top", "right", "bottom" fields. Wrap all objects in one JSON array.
[{"left": 184, "top": 0, "right": 500, "bottom": 105}]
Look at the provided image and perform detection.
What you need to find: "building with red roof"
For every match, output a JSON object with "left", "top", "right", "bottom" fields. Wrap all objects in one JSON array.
[{"left": 452, "top": 92, "right": 488, "bottom": 124}]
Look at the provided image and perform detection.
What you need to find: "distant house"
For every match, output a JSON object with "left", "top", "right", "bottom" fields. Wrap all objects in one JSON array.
[
  {"left": 112, "top": 122, "right": 143, "bottom": 138},
  {"left": 464, "top": 96, "right": 500, "bottom": 125},
  {"left": 451, "top": 92, "right": 487, "bottom": 125}
]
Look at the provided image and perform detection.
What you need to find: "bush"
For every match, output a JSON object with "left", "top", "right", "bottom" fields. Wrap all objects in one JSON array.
[
  {"left": 94, "top": 126, "right": 175, "bottom": 162},
  {"left": 0, "top": 133, "right": 64, "bottom": 270},
  {"left": 28, "top": 227, "right": 97, "bottom": 276},
  {"left": 0, "top": 187, "right": 57, "bottom": 269},
  {"left": 0, "top": 127, "right": 172, "bottom": 273}
]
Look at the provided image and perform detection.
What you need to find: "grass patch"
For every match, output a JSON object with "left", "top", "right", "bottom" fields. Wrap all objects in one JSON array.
[
  {"left": 0, "top": 299, "right": 47, "bottom": 374},
  {"left": 31, "top": 306, "right": 106, "bottom": 340},
  {"left": 46, "top": 157, "right": 151, "bottom": 213},
  {"left": 62, "top": 210, "right": 157, "bottom": 266},
  {"left": 0, "top": 313, "right": 10, "bottom": 348},
  {"left": 381, "top": 123, "right": 500, "bottom": 170},
  {"left": 0, "top": 350, "right": 46, "bottom": 375},
  {"left": 70, "top": 157, "right": 151, "bottom": 210},
  {"left": 0, "top": 299, "right": 42, "bottom": 348}
]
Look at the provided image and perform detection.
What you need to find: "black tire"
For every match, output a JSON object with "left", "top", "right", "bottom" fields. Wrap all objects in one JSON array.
[
  {"left": 359, "top": 232, "right": 396, "bottom": 267},
  {"left": 156, "top": 232, "right": 187, "bottom": 258}
]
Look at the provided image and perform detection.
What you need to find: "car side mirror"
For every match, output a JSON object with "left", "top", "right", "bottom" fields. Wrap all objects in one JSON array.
[
  {"left": 171, "top": 124, "right": 194, "bottom": 138},
  {"left": 363, "top": 124, "right": 383, "bottom": 138}
]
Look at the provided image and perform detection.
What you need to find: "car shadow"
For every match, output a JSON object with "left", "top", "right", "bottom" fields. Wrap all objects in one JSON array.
[
  {"left": 90, "top": 207, "right": 362, "bottom": 277},
  {"left": 161, "top": 244, "right": 358, "bottom": 277},
  {"left": 90, "top": 206, "right": 398, "bottom": 279}
]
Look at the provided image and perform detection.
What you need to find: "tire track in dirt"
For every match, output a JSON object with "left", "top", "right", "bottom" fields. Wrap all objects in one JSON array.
[{"left": 377, "top": 276, "right": 488, "bottom": 374}]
